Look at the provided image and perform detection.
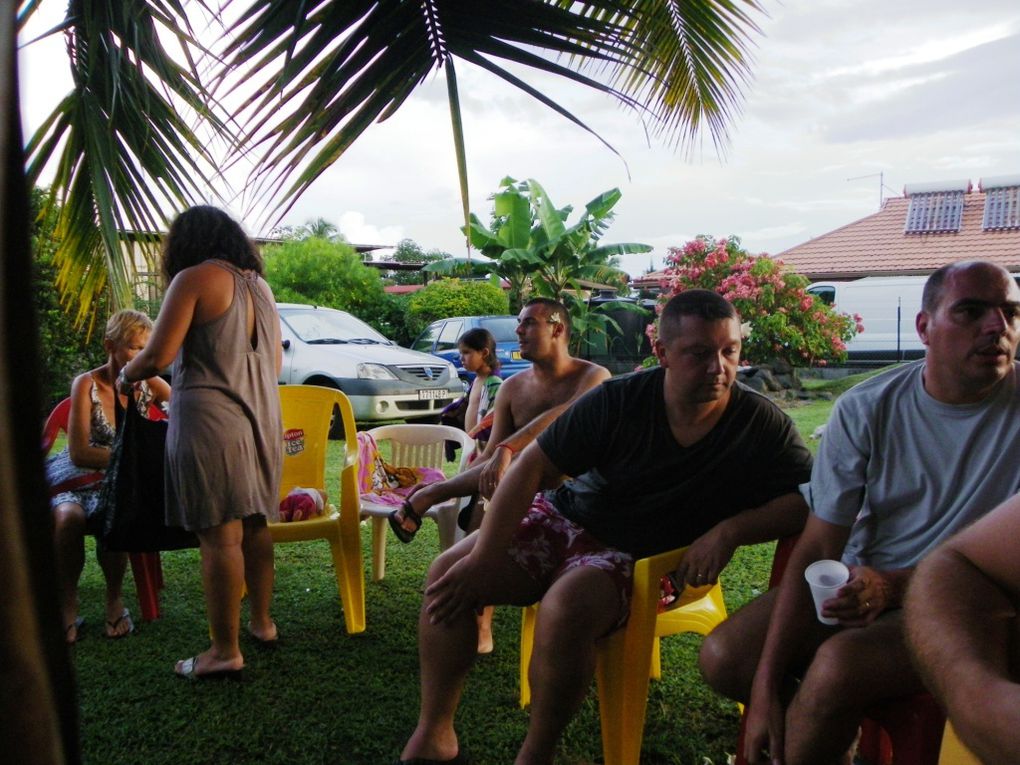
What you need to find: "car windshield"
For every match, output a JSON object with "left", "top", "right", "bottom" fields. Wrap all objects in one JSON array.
[
  {"left": 281, "top": 309, "right": 390, "bottom": 345},
  {"left": 478, "top": 316, "right": 520, "bottom": 343}
]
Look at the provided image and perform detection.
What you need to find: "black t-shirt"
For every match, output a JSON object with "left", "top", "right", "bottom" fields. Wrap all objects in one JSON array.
[{"left": 536, "top": 367, "right": 813, "bottom": 558}]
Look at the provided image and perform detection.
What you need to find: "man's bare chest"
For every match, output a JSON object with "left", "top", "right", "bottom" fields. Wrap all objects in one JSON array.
[{"left": 508, "top": 379, "right": 579, "bottom": 427}]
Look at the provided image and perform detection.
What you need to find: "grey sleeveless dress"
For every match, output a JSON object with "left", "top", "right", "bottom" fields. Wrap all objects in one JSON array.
[{"left": 165, "top": 261, "right": 282, "bottom": 531}]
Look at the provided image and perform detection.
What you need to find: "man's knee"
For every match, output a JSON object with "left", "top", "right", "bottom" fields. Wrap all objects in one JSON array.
[
  {"left": 425, "top": 536, "right": 474, "bottom": 585},
  {"left": 699, "top": 593, "right": 774, "bottom": 700},
  {"left": 535, "top": 568, "right": 621, "bottom": 644}
]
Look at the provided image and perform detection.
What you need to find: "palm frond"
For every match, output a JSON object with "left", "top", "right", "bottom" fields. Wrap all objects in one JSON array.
[
  {"left": 565, "top": 0, "right": 764, "bottom": 152},
  {"left": 219, "top": 0, "right": 661, "bottom": 224},
  {"left": 24, "top": 0, "right": 229, "bottom": 324}
]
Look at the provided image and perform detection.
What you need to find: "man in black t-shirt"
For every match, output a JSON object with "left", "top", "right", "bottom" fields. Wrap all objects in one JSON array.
[{"left": 394, "top": 290, "right": 813, "bottom": 765}]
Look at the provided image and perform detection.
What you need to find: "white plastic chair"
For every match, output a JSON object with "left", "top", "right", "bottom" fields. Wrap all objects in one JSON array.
[{"left": 359, "top": 424, "right": 474, "bottom": 581}]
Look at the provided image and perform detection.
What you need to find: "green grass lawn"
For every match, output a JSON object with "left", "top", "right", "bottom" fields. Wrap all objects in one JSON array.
[{"left": 68, "top": 369, "right": 884, "bottom": 765}]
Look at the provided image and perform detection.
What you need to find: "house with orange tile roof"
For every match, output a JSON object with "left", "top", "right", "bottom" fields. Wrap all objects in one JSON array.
[{"left": 777, "top": 175, "right": 1020, "bottom": 280}]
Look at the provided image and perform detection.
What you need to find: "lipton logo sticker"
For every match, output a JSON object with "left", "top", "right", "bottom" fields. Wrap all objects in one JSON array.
[{"left": 284, "top": 428, "right": 305, "bottom": 456}]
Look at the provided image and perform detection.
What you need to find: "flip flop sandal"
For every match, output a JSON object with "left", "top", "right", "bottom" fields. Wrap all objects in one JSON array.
[
  {"left": 457, "top": 495, "right": 479, "bottom": 532},
  {"left": 64, "top": 616, "right": 85, "bottom": 644},
  {"left": 175, "top": 656, "right": 244, "bottom": 681},
  {"left": 105, "top": 608, "right": 134, "bottom": 639},
  {"left": 388, "top": 498, "right": 423, "bottom": 544}
]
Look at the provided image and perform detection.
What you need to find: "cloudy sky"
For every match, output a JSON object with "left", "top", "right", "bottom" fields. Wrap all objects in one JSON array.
[{"left": 18, "top": 0, "right": 1020, "bottom": 277}]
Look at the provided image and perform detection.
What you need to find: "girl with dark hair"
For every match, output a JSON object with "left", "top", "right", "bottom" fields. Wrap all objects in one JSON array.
[
  {"left": 120, "top": 205, "right": 283, "bottom": 679},
  {"left": 457, "top": 327, "right": 501, "bottom": 450}
]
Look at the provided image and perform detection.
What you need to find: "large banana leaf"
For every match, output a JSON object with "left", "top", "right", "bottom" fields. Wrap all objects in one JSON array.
[{"left": 22, "top": 0, "right": 227, "bottom": 325}]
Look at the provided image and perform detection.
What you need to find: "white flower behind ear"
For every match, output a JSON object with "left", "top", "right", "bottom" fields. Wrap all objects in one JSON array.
[
  {"left": 740, "top": 321, "right": 752, "bottom": 339},
  {"left": 548, "top": 312, "right": 562, "bottom": 324}
]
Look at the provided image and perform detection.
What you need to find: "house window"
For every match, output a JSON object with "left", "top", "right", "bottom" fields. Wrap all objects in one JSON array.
[
  {"left": 904, "top": 191, "right": 965, "bottom": 234},
  {"left": 982, "top": 186, "right": 1020, "bottom": 230}
]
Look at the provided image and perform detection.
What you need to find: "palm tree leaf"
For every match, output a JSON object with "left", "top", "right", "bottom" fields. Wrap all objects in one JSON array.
[
  {"left": 25, "top": 0, "right": 231, "bottom": 324},
  {"left": 220, "top": 0, "right": 761, "bottom": 225},
  {"left": 563, "top": 0, "right": 764, "bottom": 151}
]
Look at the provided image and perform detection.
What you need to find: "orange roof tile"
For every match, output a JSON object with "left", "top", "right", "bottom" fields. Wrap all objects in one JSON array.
[{"left": 776, "top": 190, "right": 1020, "bottom": 280}]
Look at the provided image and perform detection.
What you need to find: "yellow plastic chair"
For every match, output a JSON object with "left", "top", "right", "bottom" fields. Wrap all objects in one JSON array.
[
  {"left": 519, "top": 545, "right": 726, "bottom": 765},
  {"left": 269, "top": 385, "right": 365, "bottom": 634},
  {"left": 938, "top": 721, "right": 981, "bottom": 765},
  {"left": 358, "top": 423, "right": 474, "bottom": 581}
]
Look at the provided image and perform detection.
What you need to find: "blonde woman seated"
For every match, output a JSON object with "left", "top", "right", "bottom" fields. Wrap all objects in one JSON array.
[{"left": 47, "top": 309, "right": 170, "bottom": 643}]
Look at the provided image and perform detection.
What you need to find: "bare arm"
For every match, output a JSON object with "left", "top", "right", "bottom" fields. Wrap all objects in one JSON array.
[
  {"left": 673, "top": 492, "right": 809, "bottom": 586},
  {"left": 145, "top": 375, "right": 172, "bottom": 409},
  {"left": 121, "top": 269, "right": 202, "bottom": 381},
  {"left": 477, "top": 364, "right": 610, "bottom": 497},
  {"left": 66, "top": 373, "right": 110, "bottom": 469},
  {"left": 905, "top": 495, "right": 1020, "bottom": 764},
  {"left": 424, "top": 442, "right": 562, "bottom": 624}
]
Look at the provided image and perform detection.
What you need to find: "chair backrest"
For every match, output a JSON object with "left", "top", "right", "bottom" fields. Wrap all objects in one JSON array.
[
  {"left": 42, "top": 393, "right": 167, "bottom": 456},
  {"left": 366, "top": 424, "right": 474, "bottom": 474},
  {"left": 279, "top": 385, "right": 358, "bottom": 502},
  {"left": 768, "top": 534, "right": 800, "bottom": 588},
  {"left": 42, "top": 397, "right": 73, "bottom": 454}
]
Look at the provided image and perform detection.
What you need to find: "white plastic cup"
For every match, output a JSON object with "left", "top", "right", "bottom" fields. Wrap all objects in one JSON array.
[{"left": 804, "top": 559, "right": 850, "bottom": 625}]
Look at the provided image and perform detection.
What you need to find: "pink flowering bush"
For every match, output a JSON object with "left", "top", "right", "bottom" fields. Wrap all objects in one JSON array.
[{"left": 650, "top": 236, "right": 861, "bottom": 366}]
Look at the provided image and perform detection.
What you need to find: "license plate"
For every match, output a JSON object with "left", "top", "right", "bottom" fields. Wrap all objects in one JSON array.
[
  {"left": 418, "top": 389, "right": 448, "bottom": 400},
  {"left": 511, "top": 351, "right": 522, "bottom": 360}
]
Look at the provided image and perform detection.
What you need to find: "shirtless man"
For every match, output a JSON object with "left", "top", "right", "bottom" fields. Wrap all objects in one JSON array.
[
  {"left": 388, "top": 297, "right": 610, "bottom": 539},
  {"left": 906, "top": 492, "right": 1020, "bottom": 764}
]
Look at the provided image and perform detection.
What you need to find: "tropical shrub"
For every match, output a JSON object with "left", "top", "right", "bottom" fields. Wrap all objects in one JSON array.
[
  {"left": 264, "top": 236, "right": 387, "bottom": 326},
  {"left": 406, "top": 279, "right": 509, "bottom": 338},
  {"left": 653, "top": 236, "right": 861, "bottom": 366}
]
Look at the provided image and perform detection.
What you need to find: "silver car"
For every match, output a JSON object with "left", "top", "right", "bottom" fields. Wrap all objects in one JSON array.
[{"left": 277, "top": 304, "right": 461, "bottom": 427}]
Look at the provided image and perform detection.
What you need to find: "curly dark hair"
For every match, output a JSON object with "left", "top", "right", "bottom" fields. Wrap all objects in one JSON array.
[{"left": 161, "top": 206, "right": 263, "bottom": 281}]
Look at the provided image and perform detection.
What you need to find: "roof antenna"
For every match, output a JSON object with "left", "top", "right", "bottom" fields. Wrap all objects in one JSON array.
[{"left": 847, "top": 172, "right": 897, "bottom": 208}]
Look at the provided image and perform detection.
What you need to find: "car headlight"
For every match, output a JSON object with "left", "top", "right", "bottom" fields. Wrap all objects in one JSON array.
[{"left": 357, "top": 363, "right": 398, "bottom": 380}]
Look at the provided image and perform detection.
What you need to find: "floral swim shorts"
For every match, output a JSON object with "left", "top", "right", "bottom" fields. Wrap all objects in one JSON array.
[{"left": 507, "top": 493, "right": 634, "bottom": 631}]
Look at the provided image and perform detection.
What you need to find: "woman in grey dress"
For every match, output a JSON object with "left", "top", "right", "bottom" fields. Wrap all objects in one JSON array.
[{"left": 120, "top": 206, "right": 283, "bottom": 679}]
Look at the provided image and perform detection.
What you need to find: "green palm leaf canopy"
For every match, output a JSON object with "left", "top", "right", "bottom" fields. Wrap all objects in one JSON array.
[{"left": 24, "top": 0, "right": 763, "bottom": 322}]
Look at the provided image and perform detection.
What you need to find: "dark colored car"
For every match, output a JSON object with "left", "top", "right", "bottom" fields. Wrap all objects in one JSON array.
[{"left": 412, "top": 315, "right": 532, "bottom": 383}]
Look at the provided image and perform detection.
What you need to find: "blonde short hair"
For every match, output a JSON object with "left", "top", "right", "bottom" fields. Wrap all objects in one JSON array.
[{"left": 104, "top": 309, "right": 153, "bottom": 348}]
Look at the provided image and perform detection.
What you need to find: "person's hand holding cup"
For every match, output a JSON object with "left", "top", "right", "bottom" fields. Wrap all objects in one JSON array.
[{"left": 804, "top": 559, "right": 850, "bottom": 625}]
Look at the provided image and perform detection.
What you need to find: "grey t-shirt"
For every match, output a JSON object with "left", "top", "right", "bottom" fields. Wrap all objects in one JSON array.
[{"left": 804, "top": 360, "right": 1020, "bottom": 569}]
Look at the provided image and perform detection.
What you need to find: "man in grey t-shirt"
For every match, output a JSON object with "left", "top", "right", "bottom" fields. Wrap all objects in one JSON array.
[{"left": 700, "top": 261, "right": 1020, "bottom": 765}]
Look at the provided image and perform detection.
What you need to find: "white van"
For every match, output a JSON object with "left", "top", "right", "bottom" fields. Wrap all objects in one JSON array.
[{"left": 807, "top": 277, "right": 927, "bottom": 362}]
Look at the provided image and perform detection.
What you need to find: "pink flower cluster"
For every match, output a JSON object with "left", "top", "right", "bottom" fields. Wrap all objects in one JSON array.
[{"left": 653, "top": 235, "right": 860, "bottom": 366}]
